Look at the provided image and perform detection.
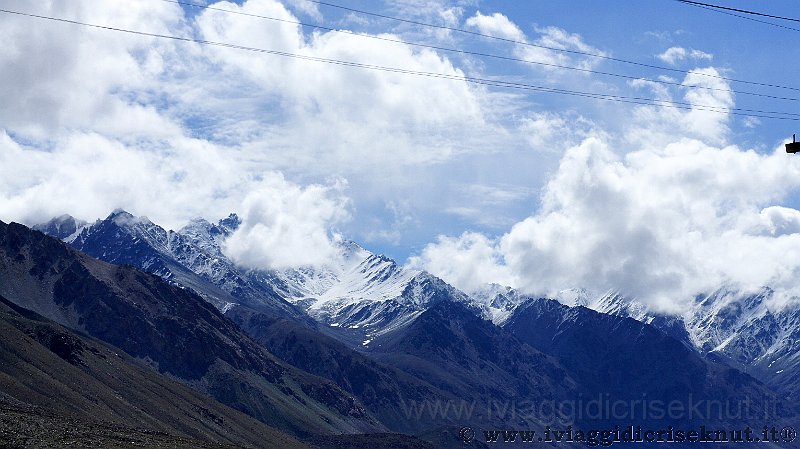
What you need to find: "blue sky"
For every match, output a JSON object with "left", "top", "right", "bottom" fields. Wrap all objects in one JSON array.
[{"left": 2, "top": 0, "right": 800, "bottom": 309}]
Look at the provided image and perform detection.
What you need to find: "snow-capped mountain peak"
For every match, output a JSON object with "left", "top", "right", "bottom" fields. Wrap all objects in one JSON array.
[
  {"left": 467, "top": 283, "right": 529, "bottom": 324},
  {"left": 276, "top": 242, "right": 471, "bottom": 341},
  {"left": 39, "top": 211, "right": 476, "bottom": 348},
  {"left": 33, "top": 214, "right": 89, "bottom": 242},
  {"left": 562, "top": 284, "right": 800, "bottom": 401}
]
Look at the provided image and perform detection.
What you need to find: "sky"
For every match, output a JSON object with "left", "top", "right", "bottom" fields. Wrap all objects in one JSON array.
[{"left": 2, "top": 0, "right": 800, "bottom": 312}]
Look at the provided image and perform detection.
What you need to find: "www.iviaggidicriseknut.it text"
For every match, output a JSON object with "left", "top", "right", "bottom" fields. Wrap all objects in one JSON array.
[{"left": 457, "top": 425, "right": 797, "bottom": 446}]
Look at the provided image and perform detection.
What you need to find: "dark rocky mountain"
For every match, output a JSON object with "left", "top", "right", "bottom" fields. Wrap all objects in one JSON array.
[
  {"left": 0, "top": 294, "right": 310, "bottom": 448},
  {"left": 0, "top": 220, "right": 381, "bottom": 437},
  {"left": 28, "top": 211, "right": 800, "bottom": 447},
  {"left": 66, "top": 210, "right": 312, "bottom": 326},
  {"left": 587, "top": 288, "right": 800, "bottom": 404},
  {"left": 369, "top": 300, "right": 579, "bottom": 430},
  {"left": 227, "top": 306, "right": 464, "bottom": 434},
  {"left": 504, "top": 297, "right": 799, "bottom": 433},
  {"left": 32, "top": 214, "right": 87, "bottom": 240}
]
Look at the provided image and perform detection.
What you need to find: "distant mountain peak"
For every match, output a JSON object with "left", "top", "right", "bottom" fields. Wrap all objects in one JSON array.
[
  {"left": 105, "top": 209, "right": 156, "bottom": 228},
  {"left": 107, "top": 208, "right": 132, "bottom": 219},
  {"left": 33, "top": 214, "right": 88, "bottom": 241},
  {"left": 554, "top": 287, "right": 592, "bottom": 307},
  {"left": 219, "top": 213, "right": 241, "bottom": 233}
]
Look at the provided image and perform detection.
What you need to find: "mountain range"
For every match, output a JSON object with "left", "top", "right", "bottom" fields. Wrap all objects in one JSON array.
[
  {"left": 578, "top": 288, "right": 800, "bottom": 404},
  {"left": 0, "top": 211, "right": 793, "bottom": 447}
]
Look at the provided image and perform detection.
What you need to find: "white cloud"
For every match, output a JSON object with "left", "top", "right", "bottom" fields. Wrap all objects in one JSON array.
[
  {"left": 284, "top": 0, "right": 322, "bottom": 20},
  {"left": 627, "top": 67, "right": 733, "bottom": 147},
  {"left": 386, "top": 0, "right": 470, "bottom": 41},
  {"left": 0, "top": 129, "right": 249, "bottom": 230},
  {"left": 465, "top": 12, "right": 607, "bottom": 72},
  {"left": 743, "top": 116, "right": 762, "bottom": 129},
  {"left": 192, "top": 0, "right": 486, "bottom": 173},
  {"left": 0, "top": 0, "right": 496, "bottom": 250},
  {"left": 465, "top": 11, "right": 526, "bottom": 41},
  {"left": 0, "top": 0, "right": 186, "bottom": 139},
  {"left": 521, "top": 26, "right": 607, "bottom": 72},
  {"left": 413, "top": 68, "right": 800, "bottom": 313},
  {"left": 756, "top": 206, "right": 800, "bottom": 237},
  {"left": 408, "top": 232, "right": 515, "bottom": 293},
  {"left": 519, "top": 111, "right": 596, "bottom": 152},
  {"left": 364, "top": 200, "right": 417, "bottom": 245},
  {"left": 443, "top": 184, "right": 533, "bottom": 228},
  {"left": 223, "top": 176, "right": 350, "bottom": 269},
  {"left": 416, "top": 135, "right": 800, "bottom": 313},
  {"left": 8, "top": 0, "right": 796, "bottom": 299},
  {"left": 657, "top": 46, "right": 713, "bottom": 65}
]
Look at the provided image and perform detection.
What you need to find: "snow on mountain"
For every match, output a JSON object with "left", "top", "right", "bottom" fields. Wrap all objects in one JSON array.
[
  {"left": 275, "top": 243, "right": 473, "bottom": 344},
  {"left": 33, "top": 214, "right": 88, "bottom": 241},
  {"left": 466, "top": 285, "right": 634, "bottom": 325},
  {"left": 173, "top": 213, "right": 471, "bottom": 342},
  {"left": 574, "top": 286, "right": 800, "bottom": 401},
  {"left": 586, "top": 290, "right": 652, "bottom": 322},
  {"left": 38, "top": 211, "right": 475, "bottom": 347},
  {"left": 680, "top": 287, "right": 800, "bottom": 399},
  {"left": 553, "top": 287, "right": 592, "bottom": 307},
  {"left": 479, "top": 281, "right": 800, "bottom": 400},
  {"left": 33, "top": 211, "right": 800, "bottom": 401},
  {"left": 467, "top": 283, "right": 530, "bottom": 325},
  {"left": 59, "top": 210, "right": 306, "bottom": 323}
]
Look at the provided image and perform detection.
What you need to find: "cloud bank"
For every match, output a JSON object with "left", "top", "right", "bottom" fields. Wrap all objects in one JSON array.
[
  {"left": 412, "top": 70, "right": 800, "bottom": 313},
  {"left": 0, "top": 0, "right": 491, "bottom": 268},
  {"left": 4, "top": 0, "right": 800, "bottom": 301}
]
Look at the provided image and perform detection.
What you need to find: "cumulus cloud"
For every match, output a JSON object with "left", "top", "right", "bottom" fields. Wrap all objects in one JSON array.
[
  {"left": 756, "top": 206, "right": 800, "bottom": 237},
  {"left": 657, "top": 47, "right": 713, "bottom": 65},
  {"left": 412, "top": 69, "right": 800, "bottom": 313},
  {"left": 193, "top": 0, "right": 486, "bottom": 172},
  {"left": 627, "top": 67, "right": 734, "bottom": 146},
  {"left": 223, "top": 177, "right": 350, "bottom": 269},
  {"left": 465, "top": 11, "right": 607, "bottom": 72},
  {"left": 0, "top": 0, "right": 186, "bottom": 139},
  {"left": 0, "top": 0, "right": 494, "bottom": 262},
  {"left": 415, "top": 135, "right": 800, "bottom": 313},
  {"left": 465, "top": 11, "right": 526, "bottom": 41},
  {"left": 408, "top": 232, "right": 515, "bottom": 292},
  {"left": 519, "top": 111, "right": 596, "bottom": 153}
]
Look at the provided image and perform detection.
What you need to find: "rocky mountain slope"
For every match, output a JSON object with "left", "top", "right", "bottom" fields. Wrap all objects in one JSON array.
[
  {"left": 0, "top": 220, "right": 381, "bottom": 437},
  {"left": 0, "top": 294, "right": 309, "bottom": 448},
  {"left": 585, "top": 288, "right": 800, "bottom": 403},
  {"left": 40, "top": 211, "right": 474, "bottom": 348}
]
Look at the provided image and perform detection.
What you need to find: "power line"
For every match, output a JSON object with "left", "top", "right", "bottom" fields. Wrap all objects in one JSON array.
[
  {"left": 161, "top": 0, "right": 800, "bottom": 103},
  {"left": 2, "top": 7, "right": 799, "bottom": 121},
  {"left": 675, "top": 1, "right": 800, "bottom": 33},
  {"left": 305, "top": 0, "right": 800, "bottom": 93},
  {"left": 673, "top": 0, "right": 800, "bottom": 23}
]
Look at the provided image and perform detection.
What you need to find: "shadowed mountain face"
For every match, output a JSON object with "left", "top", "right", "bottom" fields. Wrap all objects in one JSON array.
[
  {"left": 47, "top": 211, "right": 478, "bottom": 350},
  {"left": 0, "top": 294, "right": 310, "bottom": 449},
  {"left": 32, "top": 214, "right": 87, "bottom": 241},
  {"left": 368, "top": 300, "right": 580, "bottom": 430},
  {"left": 583, "top": 289, "right": 800, "bottom": 404},
  {"left": 59, "top": 210, "right": 313, "bottom": 327},
  {"left": 504, "top": 297, "right": 798, "bottom": 432},
  {"left": 0, "top": 221, "right": 380, "bottom": 437},
  {"left": 26, "top": 212, "right": 800, "bottom": 447},
  {"left": 226, "top": 305, "right": 464, "bottom": 434}
]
